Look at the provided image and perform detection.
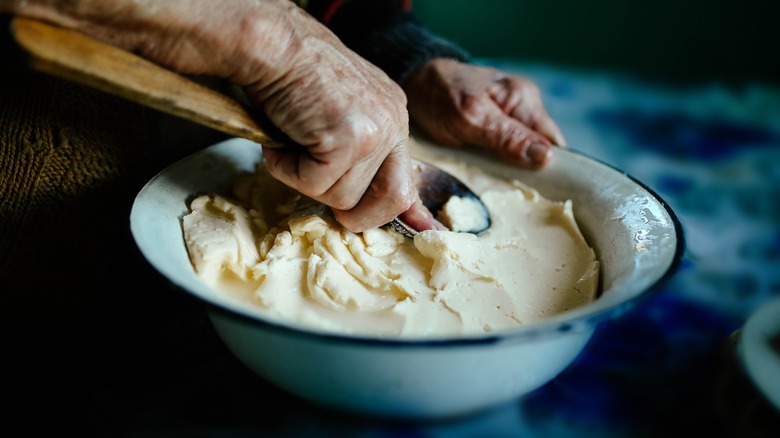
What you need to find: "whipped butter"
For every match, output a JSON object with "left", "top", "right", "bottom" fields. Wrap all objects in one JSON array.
[{"left": 182, "top": 148, "right": 600, "bottom": 338}]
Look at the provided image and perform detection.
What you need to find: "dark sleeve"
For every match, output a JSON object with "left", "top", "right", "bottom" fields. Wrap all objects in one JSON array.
[{"left": 299, "top": 0, "right": 470, "bottom": 85}]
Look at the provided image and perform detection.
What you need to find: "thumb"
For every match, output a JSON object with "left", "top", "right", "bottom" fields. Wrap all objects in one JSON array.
[{"left": 397, "top": 196, "right": 448, "bottom": 233}]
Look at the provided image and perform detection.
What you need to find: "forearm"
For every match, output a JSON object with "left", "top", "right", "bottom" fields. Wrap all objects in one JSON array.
[
  {"left": 1, "top": 0, "right": 302, "bottom": 84},
  {"left": 0, "top": 0, "right": 153, "bottom": 32}
]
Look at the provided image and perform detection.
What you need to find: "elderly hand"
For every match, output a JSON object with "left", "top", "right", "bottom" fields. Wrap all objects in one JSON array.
[
  {"left": 403, "top": 58, "right": 566, "bottom": 170},
  {"left": 6, "top": 0, "right": 433, "bottom": 233},
  {"left": 235, "top": 0, "right": 418, "bottom": 233}
]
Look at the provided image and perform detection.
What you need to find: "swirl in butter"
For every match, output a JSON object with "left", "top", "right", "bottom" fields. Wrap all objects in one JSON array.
[{"left": 182, "top": 154, "right": 599, "bottom": 338}]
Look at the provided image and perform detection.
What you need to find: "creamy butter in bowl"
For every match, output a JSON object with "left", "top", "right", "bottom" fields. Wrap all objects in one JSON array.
[
  {"left": 181, "top": 142, "right": 599, "bottom": 338},
  {"left": 130, "top": 137, "right": 683, "bottom": 419}
]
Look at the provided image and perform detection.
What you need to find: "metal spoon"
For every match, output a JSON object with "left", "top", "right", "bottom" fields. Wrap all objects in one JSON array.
[
  {"left": 10, "top": 17, "right": 491, "bottom": 236},
  {"left": 389, "top": 159, "right": 490, "bottom": 237}
]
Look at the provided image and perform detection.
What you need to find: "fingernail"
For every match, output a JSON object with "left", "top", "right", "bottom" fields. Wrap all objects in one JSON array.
[
  {"left": 526, "top": 143, "right": 551, "bottom": 164},
  {"left": 433, "top": 219, "right": 449, "bottom": 231},
  {"left": 420, "top": 207, "right": 449, "bottom": 231}
]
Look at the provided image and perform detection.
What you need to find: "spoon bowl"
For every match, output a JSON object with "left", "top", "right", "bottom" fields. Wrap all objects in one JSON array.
[{"left": 388, "top": 158, "right": 491, "bottom": 237}]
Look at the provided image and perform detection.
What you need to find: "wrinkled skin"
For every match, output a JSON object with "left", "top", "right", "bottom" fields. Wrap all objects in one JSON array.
[
  {"left": 5, "top": 0, "right": 433, "bottom": 232},
  {"left": 404, "top": 58, "right": 567, "bottom": 170},
  {"left": 3, "top": 0, "right": 563, "bottom": 233}
]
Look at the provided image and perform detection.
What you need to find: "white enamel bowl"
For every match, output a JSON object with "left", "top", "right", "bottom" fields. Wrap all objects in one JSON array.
[{"left": 130, "top": 137, "right": 684, "bottom": 419}]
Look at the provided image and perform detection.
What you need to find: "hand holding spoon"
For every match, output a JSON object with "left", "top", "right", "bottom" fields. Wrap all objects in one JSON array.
[{"left": 9, "top": 17, "right": 490, "bottom": 236}]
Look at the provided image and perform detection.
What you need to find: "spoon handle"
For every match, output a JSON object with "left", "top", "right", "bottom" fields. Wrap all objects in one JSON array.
[{"left": 9, "top": 17, "right": 284, "bottom": 149}]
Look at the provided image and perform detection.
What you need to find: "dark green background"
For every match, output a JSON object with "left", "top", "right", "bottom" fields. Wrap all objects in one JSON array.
[{"left": 412, "top": 0, "right": 779, "bottom": 85}]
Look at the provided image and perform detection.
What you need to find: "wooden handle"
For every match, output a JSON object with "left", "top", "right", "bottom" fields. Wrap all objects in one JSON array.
[{"left": 10, "top": 17, "right": 284, "bottom": 148}]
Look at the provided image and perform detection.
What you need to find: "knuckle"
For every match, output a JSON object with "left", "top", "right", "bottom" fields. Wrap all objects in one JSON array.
[
  {"left": 389, "top": 175, "right": 416, "bottom": 213},
  {"left": 391, "top": 183, "right": 415, "bottom": 211},
  {"left": 349, "top": 129, "right": 381, "bottom": 162},
  {"left": 497, "top": 121, "right": 532, "bottom": 150},
  {"left": 330, "top": 193, "right": 361, "bottom": 211},
  {"left": 459, "top": 95, "right": 489, "bottom": 126},
  {"left": 523, "top": 83, "right": 543, "bottom": 102},
  {"left": 523, "top": 80, "right": 540, "bottom": 94},
  {"left": 299, "top": 180, "right": 329, "bottom": 199}
]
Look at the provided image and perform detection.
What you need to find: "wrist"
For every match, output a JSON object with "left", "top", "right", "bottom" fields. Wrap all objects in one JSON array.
[
  {"left": 382, "top": 16, "right": 470, "bottom": 86},
  {"left": 326, "top": 8, "right": 470, "bottom": 86}
]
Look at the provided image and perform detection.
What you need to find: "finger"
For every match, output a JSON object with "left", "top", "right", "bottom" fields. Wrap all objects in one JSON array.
[
  {"left": 331, "top": 146, "right": 417, "bottom": 233},
  {"left": 492, "top": 77, "right": 567, "bottom": 147},
  {"left": 264, "top": 141, "right": 389, "bottom": 212},
  {"left": 262, "top": 146, "right": 351, "bottom": 201},
  {"left": 467, "top": 104, "right": 554, "bottom": 169},
  {"left": 397, "top": 197, "right": 448, "bottom": 232},
  {"left": 530, "top": 109, "right": 568, "bottom": 147}
]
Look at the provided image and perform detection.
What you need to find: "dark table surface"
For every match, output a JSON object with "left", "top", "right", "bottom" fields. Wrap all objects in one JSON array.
[{"left": 5, "top": 61, "right": 779, "bottom": 437}]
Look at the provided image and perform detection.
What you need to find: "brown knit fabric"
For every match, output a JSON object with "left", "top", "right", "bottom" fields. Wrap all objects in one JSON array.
[
  {"left": 0, "top": 56, "right": 152, "bottom": 322},
  {"left": 1, "top": 20, "right": 233, "bottom": 427}
]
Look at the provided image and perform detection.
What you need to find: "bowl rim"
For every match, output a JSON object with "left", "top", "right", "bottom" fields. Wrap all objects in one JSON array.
[{"left": 133, "top": 140, "right": 686, "bottom": 348}]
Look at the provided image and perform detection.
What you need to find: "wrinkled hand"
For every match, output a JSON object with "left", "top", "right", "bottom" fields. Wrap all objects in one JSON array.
[
  {"left": 8, "top": 0, "right": 432, "bottom": 233},
  {"left": 403, "top": 58, "right": 566, "bottom": 169},
  {"left": 235, "top": 1, "right": 418, "bottom": 233}
]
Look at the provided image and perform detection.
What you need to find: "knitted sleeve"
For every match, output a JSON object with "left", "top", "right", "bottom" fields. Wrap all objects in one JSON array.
[{"left": 297, "top": 0, "right": 470, "bottom": 85}]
